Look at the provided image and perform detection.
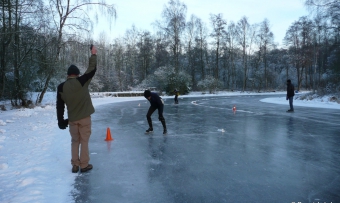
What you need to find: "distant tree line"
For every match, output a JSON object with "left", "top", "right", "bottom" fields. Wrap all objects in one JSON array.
[{"left": 0, "top": 0, "right": 339, "bottom": 106}]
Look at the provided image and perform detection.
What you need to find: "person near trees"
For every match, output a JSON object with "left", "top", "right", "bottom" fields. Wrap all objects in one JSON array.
[
  {"left": 144, "top": 90, "right": 167, "bottom": 134},
  {"left": 56, "top": 44, "right": 97, "bottom": 173},
  {"left": 286, "top": 79, "right": 295, "bottom": 112},
  {"left": 173, "top": 89, "right": 179, "bottom": 104}
]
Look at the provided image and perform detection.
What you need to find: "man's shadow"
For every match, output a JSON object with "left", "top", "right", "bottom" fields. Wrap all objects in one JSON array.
[
  {"left": 148, "top": 136, "right": 168, "bottom": 180},
  {"left": 70, "top": 173, "right": 90, "bottom": 203}
]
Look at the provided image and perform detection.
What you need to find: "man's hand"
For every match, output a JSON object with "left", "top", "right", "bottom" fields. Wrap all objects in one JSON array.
[
  {"left": 58, "top": 119, "right": 69, "bottom": 130},
  {"left": 91, "top": 44, "right": 97, "bottom": 55}
]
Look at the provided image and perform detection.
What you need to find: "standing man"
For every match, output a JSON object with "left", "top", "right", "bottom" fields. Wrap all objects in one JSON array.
[
  {"left": 286, "top": 79, "right": 295, "bottom": 112},
  {"left": 144, "top": 89, "right": 167, "bottom": 134},
  {"left": 173, "top": 89, "right": 179, "bottom": 104},
  {"left": 56, "top": 44, "right": 97, "bottom": 173}
]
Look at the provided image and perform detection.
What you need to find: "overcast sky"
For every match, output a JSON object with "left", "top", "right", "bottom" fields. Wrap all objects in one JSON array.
[{"left": 93, "top": 0, "right": 309, "bottom": 46}]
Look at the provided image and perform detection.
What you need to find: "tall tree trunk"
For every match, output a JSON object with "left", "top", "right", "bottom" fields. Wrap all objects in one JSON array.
[
  {"left": 37, "top": 34, "right": 62, "bottom": 104},
  {"left": 215, "top": 41, "right": 219, "bottom": 79},
  {"left": 14, "top": 0, "right": 20, "bottom": 105},
  {"left": 1, "top": 0, "right": 12, "bottom": 98},
  {"left": 200, "top": 39, "right": 205, "bottom": 80}
]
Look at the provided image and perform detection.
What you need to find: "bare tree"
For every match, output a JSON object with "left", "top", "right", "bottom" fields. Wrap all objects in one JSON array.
[
  {"left": 185, "top": 14, "right": 196, "bottom": 88},
  {"left": 305, "top": 0, "right": 340, "bottom": 92},
  {"left": 0, "top": 0, "right": 46, "bottom": 104},
  {"left": 154, "top": 31, "right": 170, "bottom": 71},
  {"left": 285, "top": 21, "right": 302, "bottom": 90},
  {"left": 194, "top": 17, "right": 208, "bottom": 81},
  {"left": 257, "top": 18, "right": 274, "bottom": 90},
  {"left": 311, "top": 12, "right": 329, "bottom": 93},
  {"left": 210, "top": 13, "right": 227, "bottom": 80},
  {"left": 226, "top": 21, "right": 239, "bottom": 89},
  {"left": 37, "top": 0, "right": 116, "bottom": 104},
  {"left": 112, "top": 38, "right": 125, "bottom": 91},
  {"left": 124, "top": 25, "right": 139, "bottom": 87},
  {"left": 284, "top": 17, "right": 314, "bottom": 91},
  {"left": 0, "top": 0, "right": 13, "bottom": 99},
  {"left": 137, "top": 30, "right": 154, "bottom": 81},
  {"left": 155, "top": 0, "right": 187, "bottom": 73},
  {"left": 299, "top": 17, "right": 314, "bottom": 90},
  {"left": 236, "top": 16, "right": 251, "bottom": 91},
  {"left": 305, "top": 0, "right": 340, "bottom": 31}
]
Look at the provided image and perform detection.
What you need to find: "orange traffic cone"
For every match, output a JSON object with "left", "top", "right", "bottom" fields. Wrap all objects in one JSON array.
[
  {"left": 232, "top": 105, "right": 236, "bottom": 111},
  {"left": 105, "top": 127, "right": 113, "bottom": 141}
]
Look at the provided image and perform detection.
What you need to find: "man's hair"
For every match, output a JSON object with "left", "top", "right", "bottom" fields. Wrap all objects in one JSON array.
[{"left": 144, "top": 90, "right": 151, "bottom": 98}]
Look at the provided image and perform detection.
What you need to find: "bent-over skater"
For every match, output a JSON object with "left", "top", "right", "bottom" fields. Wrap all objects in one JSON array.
[{"left": 144, "top": 90, "right": 167, "bottom": 134}]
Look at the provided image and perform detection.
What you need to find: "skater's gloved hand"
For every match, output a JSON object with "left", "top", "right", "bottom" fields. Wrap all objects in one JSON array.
[{"left": 58, "top": 119, "right": 69, "bottom": 130}]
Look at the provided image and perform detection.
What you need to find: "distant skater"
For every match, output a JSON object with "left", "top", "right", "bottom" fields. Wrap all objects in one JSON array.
[
  {"left": 286, "top": 79, "right": 295, "bottom": 112},
  {"left": 173, "top": 89, "right": 179, "bottom": 104},
  {"left": 144, "top": 90, "right": 167, "bottom": 134}
]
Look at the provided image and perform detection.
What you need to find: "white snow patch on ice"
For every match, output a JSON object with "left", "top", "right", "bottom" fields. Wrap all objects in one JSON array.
[
  {"left": 218, "top": 129, "right": 225, "bottom": 133},
  {"left": 19, "top": 178, "right": 36, "bottom": 187},
  {"left": 0, "top": 163, "right": 8, "bottom": 170},
  {"left": 0, "top": 120, "right": 6, "bottom": 126},
  {"left": 260, "top": 96, "right": 340, "bottom": 109}
]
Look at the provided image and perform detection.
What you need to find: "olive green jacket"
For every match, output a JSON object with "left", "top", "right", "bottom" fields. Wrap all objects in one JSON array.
[{"left": 56, "top": 55, "right": 97, "bottom": 122}]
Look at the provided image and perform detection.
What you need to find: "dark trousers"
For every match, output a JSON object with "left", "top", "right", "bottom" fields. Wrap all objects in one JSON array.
[
  {"left": 146, "top": 106, "right": 166, "bottom": 129},
  {"left": 288, "top": 96, "right": 294, "bottom": 110},
  {"left": 174, "top": 95, "right": 178, "bottom": 104}
]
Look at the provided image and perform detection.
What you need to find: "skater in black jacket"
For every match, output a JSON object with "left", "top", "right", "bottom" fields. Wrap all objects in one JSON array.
[
  {"left": 144, "top": 90, "right": 167, "bottom": 134},
  {"left": 286, "top": 79, "right": 295, "bottom": 112},
  {"left": 173, "top": 89, "right": 179, "bottom": 104}
]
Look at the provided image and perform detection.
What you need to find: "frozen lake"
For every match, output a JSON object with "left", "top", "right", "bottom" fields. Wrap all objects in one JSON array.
[{"left": 71, "top": 95, "right": 340, "bottom": 203}]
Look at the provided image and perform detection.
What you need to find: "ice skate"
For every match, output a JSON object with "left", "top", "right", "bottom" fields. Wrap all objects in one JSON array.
[{"left": 146, "top": 127, "right": 153, "bottom": 133}]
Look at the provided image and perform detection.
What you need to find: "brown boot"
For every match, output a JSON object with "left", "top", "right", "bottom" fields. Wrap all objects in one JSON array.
[
  {"left": 81, "top": 164, "right": 93, "bottom": 172},
  {"left": 72, "top": 165, "right": 79, "bottom": 173}
]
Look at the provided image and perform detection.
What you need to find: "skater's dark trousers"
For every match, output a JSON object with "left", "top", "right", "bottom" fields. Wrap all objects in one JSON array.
[
  {"left": 146, "top": 106, "right": 165, "bottom": 128},
  {"left": 174, "top": 95, "right": 178, "bottom": 103},
  {"left": 288, "top": 96, "right": 294, "bottom": 110}
]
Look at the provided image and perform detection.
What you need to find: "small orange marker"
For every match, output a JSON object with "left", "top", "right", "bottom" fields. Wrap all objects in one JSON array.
[{"left": 105, "top": 127, "right": 113, "bottom": 141}]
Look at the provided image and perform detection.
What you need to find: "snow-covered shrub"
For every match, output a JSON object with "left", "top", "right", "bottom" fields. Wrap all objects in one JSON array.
[
  {"left": 318, "top": 75, "right": 339, "bottom": 96},
  {"left": 197, "top": 75, "right": 222, "bottom": 93},
  {"left": 135, "top": 76, "right": 156, "bottom": 91},
  {"left": 136, "top": 66, "right": 191, "bottom": 94}
]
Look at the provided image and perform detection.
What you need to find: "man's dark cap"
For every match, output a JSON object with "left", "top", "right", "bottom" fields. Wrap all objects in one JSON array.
[{"left": 67, "top": 65, "right": 80, "bottom": 75}]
